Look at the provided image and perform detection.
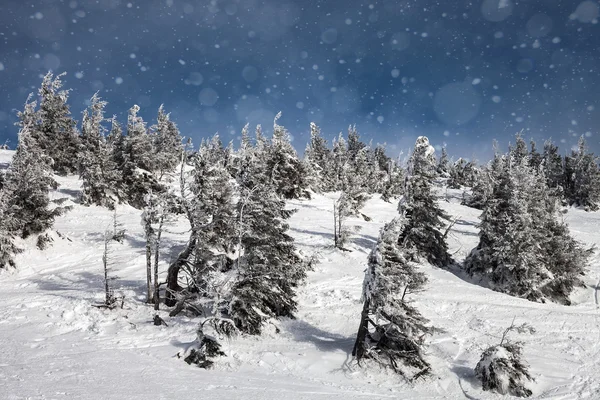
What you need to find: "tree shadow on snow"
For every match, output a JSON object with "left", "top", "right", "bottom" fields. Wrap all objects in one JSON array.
[
  {"left": 31, "top": 271, "right": 148, "bottom": 303},
  {"left": 289, "top": 227, "right": 377, "bottom": 252},
  {"left": 450, "top": 363, "right": 481, "bottom": 400},
  {"left": 351, "top": 234, "right": 377, "bottom": 251},
  {"left": 282, "top": 319, "right": 355, "bottom": 354},
  {"left": 82, "top": 231, "right": 187, "bottom": 263},
  {"left": 56, "top": 187, "right": 82, "bottom": 200}
]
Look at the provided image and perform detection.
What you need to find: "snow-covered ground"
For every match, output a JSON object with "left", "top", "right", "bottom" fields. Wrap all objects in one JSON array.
[{"left": 1, "top": 148, "right": 600, "bottom": 399}]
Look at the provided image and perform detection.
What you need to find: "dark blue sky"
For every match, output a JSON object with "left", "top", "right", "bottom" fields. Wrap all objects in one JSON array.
[{"left": 1, "top": 0, "right": 599, "bottom": 160}]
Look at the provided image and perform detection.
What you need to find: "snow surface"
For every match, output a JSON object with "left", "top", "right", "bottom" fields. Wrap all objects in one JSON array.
[{"left": 1, "top": 150, "right": 600, "bottom": 399}]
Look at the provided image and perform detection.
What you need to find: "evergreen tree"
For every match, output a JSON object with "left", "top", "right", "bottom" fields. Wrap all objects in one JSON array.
[
  {"left": 34, "top": 72, "right": 80, "bottom": 175},
  {"left": 399, "top": 136, "right": 451, "bottom": 267},
  {"left": 304, "top": 122, "right": 333, "bottom": 192},
  {"left": 106, "top": 117, "right": 128, "bottom": 202},
  {"left": 228, "top": 142, "right": 306, "bottom": 334},
  {"left": 125, "top": 105, "right": 154, "bottom": 172},
  {"left": 3, "top": 122, "right": 62, "bottom": 239},
  {"left": 529, "top": 139, "right": 542, "bottom": 169},
  {"left": 542, "top": 139, "right": 564, "bottom": 192},
  {"left": 465, "top": 152, "right": 589, "bottom": 304},
  {"left": 447, "top": 158, "right": 466, "bottom": 189},
  {"left": 79, "top": 94, "right": 119, "bottom": 208},
  {"left": 381, "top": 160, "right": 405, "bottom": 202},
  {"left": 509, "top": 132, "right": 529, "bottom": 161},
  {"left": 353, "top": 217, "right": 433, "bottom": 378},
  {"left": 563, "top": 136, "right": 600, "bottom": 211},
  {"left": 186, "top": 138, "right": 237, "bottom": 298},
  {"left": 331, "top": 133, "right": 349, "bottom": 191},
  {"left": 347, "top": 124, "right": 366, "bottom": 163},
  {"left": 437, "top": 147, "right": 450, "bottom": 177},
  {"left": 267, "top": 113, "right": 310, "bottom": 199},
  {"left": 0, "top": 189, "right": 21, "bottom": 269},
  {"left": 114, "top": 106, "right": 165, "bottom": 208},
  {"left": 150, "top": 105, "right": 183, "bottom": 180}
]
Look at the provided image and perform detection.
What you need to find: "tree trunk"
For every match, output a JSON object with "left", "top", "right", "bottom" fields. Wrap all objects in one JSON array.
[
  {"left": 165, "top": 233, "right": 197, "bottom": 307},
  {"left": 145, "top": 226, "right": 153, "bottom": 304},
  {"left": 103, "top": 235, "right": 111, "bottom": 306},
  {"left": 333, "top": 202, "right": 338, "bottom": 248},
  {"left": 153, "top": 216, "right": 164, "bottom": 311},
  {"left": 352, "top": 297, "right": 371, "bottom": 360}
]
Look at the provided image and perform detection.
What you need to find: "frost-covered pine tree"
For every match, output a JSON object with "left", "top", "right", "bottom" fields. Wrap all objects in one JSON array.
[
  {"left": 563, "top": 136, "right": 600, "bottom": 211},
  {"left": 331, "top": 133, "right": 349, "bottom": 191},
  {"left": 267, "top": 112, "right": 310, "bottom": 199},
  {"left": 34, "top": 72, "right": 80, "bottom": 175},
  {"left": 353, "top": 217, "right": 433, "bottom": 378},
  {"left": 3, "top": 121, "right": 63, "bottom": 239},
  {"left": 228, "top": 142, "right": 305, "bottom": 334},
  {"left": 79, "top": 93, "right": 119, "bottom": 208},
  {"left": 465, "top": 152, "right": 589, "bottom": 304},
  {"left": 0, "top": 189, "right": 21, "bottom": 269},
  {"left": 187, "top": 137, "right": 237, "bottom": 298},
  {"left": 437, "top": 147, "right": 450, "bottom": 178},
  {"left": 304, "top": 122, "right": 334, "bottom": 192},
  {"left": 542, "top": 139, "right": 565, "bottom": 193},
  {"left": 125, "top": 105, "right": 154, "bottom": 172},
  {"left": 165, "top": 137, "right": 236, "bottom": 311},
  {"left": 475, "top": 320, "right": 535, "bottom": 397},
  {"left": 150, "top": 105, "right": 183, "bottom": 180},
  {"left": 399, "top": 136, "right": 451, "bottom": 267},
  {"left": 381, "top": 164, "right": 404, "bottom": 202},
  {"left": 347, "top": 124, "right": 367, "bottom": 163},
  {"left": 447, "top": 158, "right": 466, "bottom": 189},
  {"left": 116, "top": 106, "right": 165, "bottom": 208}
]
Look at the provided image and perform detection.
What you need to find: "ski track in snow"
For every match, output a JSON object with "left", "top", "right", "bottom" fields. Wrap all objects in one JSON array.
[{"left": 2, "top": 150, "right": 600, "bottom": 399}]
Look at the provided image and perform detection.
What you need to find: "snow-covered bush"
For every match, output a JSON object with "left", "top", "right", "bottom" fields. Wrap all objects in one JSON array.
[
  {"left": 475, "top": 321, "right": 535, "bottom": 397},
  {"left": 183, "top": 318, "right": 236, "bottom": 369}
]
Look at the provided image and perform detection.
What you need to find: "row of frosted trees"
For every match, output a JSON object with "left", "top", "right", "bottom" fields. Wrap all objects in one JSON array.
[{"left": 1, "top": 73, "right": 599, "bottom": 397}]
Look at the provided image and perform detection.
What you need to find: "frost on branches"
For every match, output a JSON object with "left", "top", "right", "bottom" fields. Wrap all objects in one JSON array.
[
  {"left": 353, "top": 217, "right": 433, "bottom": 379},
  {"left": 465, "top": 139, "right": 590, "bottom": 304},
  {"left": 399, "top": 136, "right": 452, "bottom": 268}
]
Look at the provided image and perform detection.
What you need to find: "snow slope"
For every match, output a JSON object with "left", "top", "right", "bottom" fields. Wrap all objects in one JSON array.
[{"left": 1, "top": 150, "right": 600, "bottom": 399}]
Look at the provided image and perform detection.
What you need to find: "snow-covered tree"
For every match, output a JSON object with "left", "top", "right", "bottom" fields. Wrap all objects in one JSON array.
[
  {"left": 267, "top": 112, "right": 310, "bottom": 199},
  {"left": 33, "top": 72, "right": 80, "bottom": 175},
  {"left": 563, "top": 136, "right": 600, "bottom": 211},
  {"left": 333, "top": 190, "right": 364, "bottom": 250},
  {"left": 331, "top": 133, "right": 349, "bottom": 191},
  {"left": 114, "top": 106, "right": 165, "bottom": 208},
  {"left": 528, "top": 139, "right": 542, "bottom": 169},
  {"left": 381, "top": 159, "right": 405, "bottom": 202},
  {"left": 3, "top": 121, "right": 63, "bottom": 239},
  {"left": 0, "top": 189, "right": 21, "bottom": 269},
  {"left": 125, "top": 105, "right": 154, "bottom": 172},
  {"left": 475, "top": 320, "right": 535, "bottom": 397},
  {"left": 150, "top": 105, "right": 183, "bottom": 180},
  {"left": 448, "top": 158, "right": 479, "bottom": 189},
  {"left": 79, "top": 93, "right": 120, "bottom": 208},
  {"left": 542, "top": 139, "right": 564, "bottom": 193},
  {"left": 304, "top": 122, "right": 333, "bottom": 192},
  {"left": 353, "top": 217, "right": 433, "bottom": 379},
  {"left": 347, "top": 124, "right": 367, "bottom": 163},
  {"left": 465, "top": 152, "right": 589, "bottom": 304},
  {"left": 437, "top": 147, "right": 450, "bottom": 177},
  {"left": 227, "top": 142, "right": 306, "bottom": 334},
  {"left": 186, "top": 138, "right": 237, "bottom": 299},
  {"left": 399, "top": 136, "right": 451, "bottom": 267}
]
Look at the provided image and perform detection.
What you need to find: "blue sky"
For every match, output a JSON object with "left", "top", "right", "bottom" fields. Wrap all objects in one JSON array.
[{"left": 1, "top": 0, "right": 599, "bottom": 160}]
